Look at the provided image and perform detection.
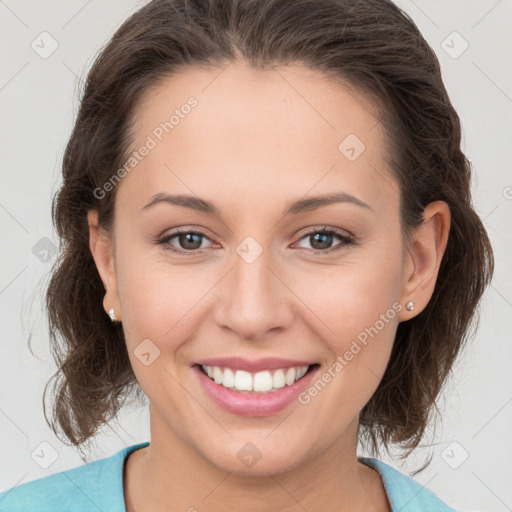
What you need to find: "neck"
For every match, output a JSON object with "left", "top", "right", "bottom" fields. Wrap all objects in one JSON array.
[{"left": 123, "top": 406, "right": 390, "bottom": 512}]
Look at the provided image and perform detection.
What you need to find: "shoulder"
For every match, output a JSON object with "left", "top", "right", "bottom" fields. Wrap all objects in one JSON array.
[
  {"left": 359, "top": 457, "right": 460, "bottom": 512},
  {"left": 0, "top": 442, "right": 149, "bottom": 512}
]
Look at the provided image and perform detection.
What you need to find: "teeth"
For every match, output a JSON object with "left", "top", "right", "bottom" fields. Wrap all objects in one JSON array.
[
  {"left": 234, "top": 370, "right": 252, "bottom": 391},
  {"left": 297, "top": 366, "right": 308, "bottom": 379},
  {"left": 223, "top": 368, "right": 235, "bottom": 388},
  {"left": 285, "top": 367, "right": 296, "bottom": 385},
  {"left": 213, "top": 366, "right": 223, "bottom": 384},
  {"left": 273, "top": 369, "right": 286, "bottom": 389},
  {"left": 253, "top": 371, "right": 273, "bottom": 392},
  {"left": 201, "top": 364, "right": 311, "bottom": 393}
]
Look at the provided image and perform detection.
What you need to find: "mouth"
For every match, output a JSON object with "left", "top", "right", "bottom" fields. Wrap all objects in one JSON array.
[
  {"left": 195, "top": 363, "right": 320, "bottom": 394},
  {"left": 192, "top": 361, "right": 320, "bottom": 416}
]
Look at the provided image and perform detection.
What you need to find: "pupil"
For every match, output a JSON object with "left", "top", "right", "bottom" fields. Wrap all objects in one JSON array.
[
  {"left": 312, "top": 232, "right": 332, "bottom": 250},
  {"left": 180, "top": 233, "right": 202, "bottom": 250}
]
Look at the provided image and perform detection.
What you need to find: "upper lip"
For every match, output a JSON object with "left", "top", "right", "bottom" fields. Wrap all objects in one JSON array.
[{"left": 194, "top": 357, "right": 317, "bottom": 373}]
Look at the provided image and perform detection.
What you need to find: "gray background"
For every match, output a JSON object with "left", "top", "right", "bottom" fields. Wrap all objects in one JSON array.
[{"left": 1, "top": 1, "right": 511, "bottom": 510}]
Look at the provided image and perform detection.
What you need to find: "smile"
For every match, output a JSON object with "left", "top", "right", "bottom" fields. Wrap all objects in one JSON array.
[
  {"left": 199, "top": 364, "right": 311, "bottom": 393},
  {"left": 193, "top": 362, "right": 321, "bottom": 416}
]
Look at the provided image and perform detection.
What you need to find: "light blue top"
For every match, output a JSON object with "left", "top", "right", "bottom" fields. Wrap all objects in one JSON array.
[{"left": 0, "top": 441, "right": 458, "bottom": 511}]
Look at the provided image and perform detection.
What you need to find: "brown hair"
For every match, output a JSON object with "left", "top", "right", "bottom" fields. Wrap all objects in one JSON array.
[{"left": 44, "top": 0, "right": 494, "bottom": 464}]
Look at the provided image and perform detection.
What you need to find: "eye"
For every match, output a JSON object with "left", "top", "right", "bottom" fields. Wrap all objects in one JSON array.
[
  {"left": 295, "top": 227, "right": 355, "bottom": 253},
  {"left": 157, "top": 228, "right": 214, "bottom": 255},
  {"left": 157, "top": 226, "right": 355, "bottom": 256}
]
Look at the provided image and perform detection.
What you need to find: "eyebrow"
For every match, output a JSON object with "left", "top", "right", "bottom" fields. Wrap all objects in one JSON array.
[{"left": 141, "top": 191, "right": 373, "bottom": 217}]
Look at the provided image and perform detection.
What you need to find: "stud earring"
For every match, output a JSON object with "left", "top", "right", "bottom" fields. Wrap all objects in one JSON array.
[
  {"left": 406, "top": 301, "right": 415, "bottom": 312},
  {"left": 108, "top": 308, "right": 119, "bottom": 323}
]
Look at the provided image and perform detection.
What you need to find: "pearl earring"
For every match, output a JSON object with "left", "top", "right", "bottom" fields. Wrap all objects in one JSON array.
[
  {"left": 108, "top": 308, "right": 119, "bottom": 322},
  {"left": 406, "top": 301, "right": 415, "bottom": 312}
]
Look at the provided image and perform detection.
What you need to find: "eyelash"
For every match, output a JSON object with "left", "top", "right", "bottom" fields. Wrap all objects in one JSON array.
[{"left": 156, "top": 226, "right": 355, "bottom": 256}]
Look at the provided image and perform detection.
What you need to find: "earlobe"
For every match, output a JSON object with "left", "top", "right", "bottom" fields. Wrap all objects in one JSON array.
[
  {"left": 87, "top": 210, "right": 121, "bottom": 320},
  {"left": 398, "top": 200, "right": 451, "bottom": 320}
]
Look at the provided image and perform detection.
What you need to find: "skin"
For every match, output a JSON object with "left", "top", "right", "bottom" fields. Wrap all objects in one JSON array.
[{"left": 87, "top": 60, "right": 450, "bottom": 512}]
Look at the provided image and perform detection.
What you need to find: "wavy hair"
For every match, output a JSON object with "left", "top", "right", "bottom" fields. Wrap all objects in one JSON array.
[{"left": 44, "top": 0, "right": 494, "bottom": 464}]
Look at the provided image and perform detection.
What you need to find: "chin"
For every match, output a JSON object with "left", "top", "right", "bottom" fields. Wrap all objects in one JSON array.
[{"left": 200, "top": 436, "right": 309, "bottom": 476}]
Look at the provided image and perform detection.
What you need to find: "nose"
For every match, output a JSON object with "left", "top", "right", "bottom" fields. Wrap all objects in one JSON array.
[{"left": 213, "top": 244, "right": 294, "bottom": 341}]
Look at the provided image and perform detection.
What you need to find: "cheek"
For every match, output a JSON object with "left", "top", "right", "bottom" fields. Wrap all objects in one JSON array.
[
  {"left": 115, "top": 222, "right": 403, "bottom": 351},
  {"left": 288, "top": 244, "right": 403, "bottom": 389},
  {"left": 114, "top": 243, "right": 220, "bottom": 373},
  {"left": 115, "top": 255, "right": 209, "bottom": 405},
  {"left": 293, "top": 265, "right": 401, "bottom": 425},
  {"left": 293, "top": 254, "right": 402, "bottom": 339},
  {"left": 119, "top": 264, "right": 208, "bottom": 335}
]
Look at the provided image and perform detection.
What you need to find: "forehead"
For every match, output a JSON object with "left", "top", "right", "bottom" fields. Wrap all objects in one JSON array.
[{"left": 118, "top": 60, "right": 398, "bottom": 219}]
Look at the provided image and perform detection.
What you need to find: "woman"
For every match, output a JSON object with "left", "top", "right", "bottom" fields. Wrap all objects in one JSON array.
[{"left": 0, "top": 0, "right": 494, "bottom": 510}]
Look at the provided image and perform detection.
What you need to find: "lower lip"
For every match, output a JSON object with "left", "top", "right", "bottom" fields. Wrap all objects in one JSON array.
[{"left": 193, "top": 364, "right": 319, "bottom": 417}]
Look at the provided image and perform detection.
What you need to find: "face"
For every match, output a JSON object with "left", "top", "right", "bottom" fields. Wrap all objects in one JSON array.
[{"left": 88, "top": 60, "right": 436, "bottom": 475}]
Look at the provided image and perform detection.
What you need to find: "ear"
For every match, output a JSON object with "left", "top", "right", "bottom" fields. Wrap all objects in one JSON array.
[
  {"left": 87, "top": 210, "right": 121, "bottom": 320},
  {"left": 397, "top": 200, "right": 451, "bottom": 321}
]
